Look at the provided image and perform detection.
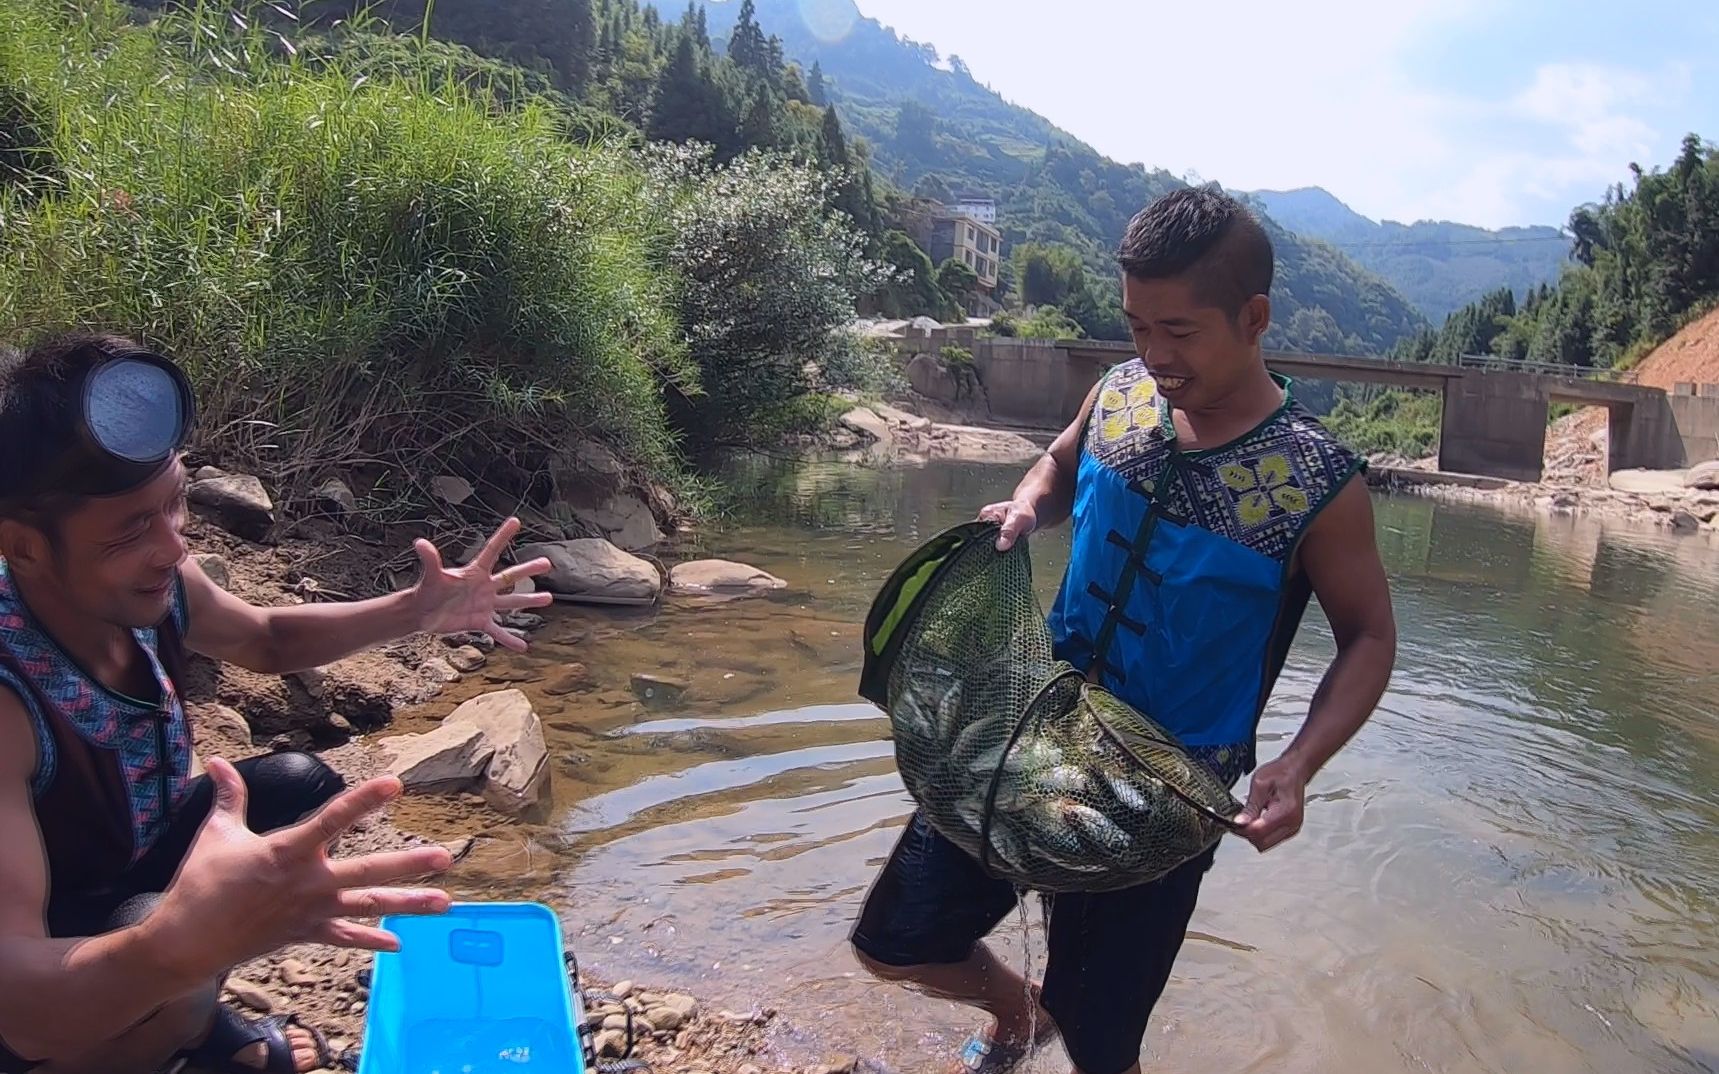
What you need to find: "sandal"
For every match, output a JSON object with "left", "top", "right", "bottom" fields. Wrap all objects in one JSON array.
[
  {"left": 177, "top": 1003, "right": 332, "bottom": 1073},
  {"left": 952, "top": 1014, "right": 1060, "bottom": 1074}
]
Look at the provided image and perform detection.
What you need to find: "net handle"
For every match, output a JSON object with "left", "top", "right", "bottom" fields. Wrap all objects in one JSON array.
[{"left": 975, "top": 666, "right": 1086, "bottom": 877}]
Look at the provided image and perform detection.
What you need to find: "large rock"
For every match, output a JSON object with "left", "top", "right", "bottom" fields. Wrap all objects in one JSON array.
[
  {"left": 430, "top": 475, "right": 474, "bottom": 505},
  {"left": 1685, "top": 460, "right": 1719, "bottom": 490},
  {"left": 669, "top": 560, "right": 787, "bottom": 598},
  {"left": 577, "top": 492, "right": 664, "bottom": 551},
  {"left": 443, "top": 689, "right": 549, "bottom": 814},
  {"left": 188, "top": 474, "right": 275, "bottom": 541},
  {"left": 517, "top": 539, "right": 661, "bottom": 606},
  {"left": 1610, "top": 468, "right": 1690, "bottom": 495},
  {"left": 191, "top": 552, "right": 231, "bottom": 591},
  {"left": 315, "top": 478, "right": 357, "bottom": 515},
  {"left": 377, "top": 723, "right": 491, "bottom": 793},
  {"left": 839, "top": 407, "right": 893, "bottom": 447}
]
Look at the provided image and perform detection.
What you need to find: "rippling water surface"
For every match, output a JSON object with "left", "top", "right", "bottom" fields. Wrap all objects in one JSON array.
[{"left": 434, "top": 455, "right": 1719, "bottom": 1074}]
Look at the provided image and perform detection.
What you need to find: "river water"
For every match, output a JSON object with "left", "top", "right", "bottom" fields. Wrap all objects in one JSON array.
[{"left": 439, "top": 454, "right": 1719, "bottom": 1074}]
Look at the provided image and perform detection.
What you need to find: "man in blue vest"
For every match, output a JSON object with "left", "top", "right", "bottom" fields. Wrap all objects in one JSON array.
[{"left": 851, "top": 187, "right": 1397, "bottom": 1074}]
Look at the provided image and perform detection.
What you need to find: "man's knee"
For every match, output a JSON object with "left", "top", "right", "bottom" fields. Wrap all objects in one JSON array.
[
  {"left": 851, "top": 942, "right": 923, "bottom": 983},
  {"left": 246, "top": 750, "right": 345, "bottom": 829}
]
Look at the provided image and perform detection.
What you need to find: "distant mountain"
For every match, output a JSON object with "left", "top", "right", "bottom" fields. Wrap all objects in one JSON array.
[
  {"left": 1246, "top": 187, "right": 1574, "bottom": 323},
  {"left": 687, "top": 0, "right": 1427, "bottom": 355}
]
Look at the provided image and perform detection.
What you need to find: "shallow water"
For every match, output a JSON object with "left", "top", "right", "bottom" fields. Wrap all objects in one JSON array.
[{"left": 443, "top": 454, "right": 1719, "bottom": 1074}]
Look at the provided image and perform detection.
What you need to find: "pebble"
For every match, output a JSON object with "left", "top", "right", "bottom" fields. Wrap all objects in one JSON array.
[
  {"left": 646, "top": 1005, "right": 684, "bottom": 1031},
  {"left": 603, "top": 1014, "right": 630, "bottom": 1032},
  {"left": 448, "top": 645, "right": 488, "bottom": 673},
  {"left": 278, "top": 958, "right": 317, "bottom": 987},
  {"left": 740, "top": 1066, "right": 764, "bottom": 1074},
  {"left": 596, "top": 1030, "right": 628, "bottom": 1058},
  {"left": 612, "top": 980, "right": 635, "bottom": 1000},
  {"left": 226, "top": 977, "right": 278, "bottom": 1013}
]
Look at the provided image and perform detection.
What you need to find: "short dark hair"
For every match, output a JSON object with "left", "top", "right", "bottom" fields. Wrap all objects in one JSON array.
[
  {"left": 0, "top": 331, "right": 149, "bottom": 523},
  {"left": 1116, "top": 185, "right": 1274, "bottom": 316}
]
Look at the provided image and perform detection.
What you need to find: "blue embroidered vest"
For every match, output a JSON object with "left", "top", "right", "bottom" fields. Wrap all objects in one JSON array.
[
  {"left": 1046, "top": 360, "right": 1364, "bottom": 786},
  {"left": 0, "top": 561, "right": 194, "bottom": 898}
]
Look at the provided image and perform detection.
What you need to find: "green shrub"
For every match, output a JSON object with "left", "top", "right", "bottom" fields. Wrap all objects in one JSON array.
[{"left": 639, "top": 142, "right": 892, "bottom": 450}]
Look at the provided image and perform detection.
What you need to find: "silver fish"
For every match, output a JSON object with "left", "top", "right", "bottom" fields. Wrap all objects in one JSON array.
[
  {"left": 1037, "top": 765, "right": 1091, "bottom": 796},
  {"left": 1102, "top": 770, "right": 1149, "bottom": 812},
  {"left": 1022, "top": 798, "right": 1090, "bottom": 868},
  {"left": 1004, "top": 738, "right": 1063, "bottom": 774},
  {"left": 1064, "top": 803, "right": 1131, "bottom": 856}
]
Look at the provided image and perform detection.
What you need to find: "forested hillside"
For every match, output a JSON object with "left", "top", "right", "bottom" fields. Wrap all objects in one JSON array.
[
  {"left": 1248, "top": 187, "right": 1573, "bottom": 323},
  {"left": 693, "top": 0, "right": 1427, "bottom": 353},
  {"left": 1397, "top": 134, "right": 1719, "bottom": 373}
]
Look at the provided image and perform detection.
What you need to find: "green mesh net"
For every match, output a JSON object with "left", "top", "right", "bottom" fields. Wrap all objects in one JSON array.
[{"left": 860, "top": 520, "right": 1242, "bottom": 893}]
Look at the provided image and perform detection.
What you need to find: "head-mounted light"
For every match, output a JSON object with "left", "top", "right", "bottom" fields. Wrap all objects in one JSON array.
[{"left": 2, "top": 344, "right": 197, "bottom": 504}]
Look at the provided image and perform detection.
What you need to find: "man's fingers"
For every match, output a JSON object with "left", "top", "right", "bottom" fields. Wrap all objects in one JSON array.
[
  {"left": 487, "top": 621, "right": 531, "bottom": 653},
  {"left": 332, "top": 886, "right": 452, "bottom": 920},
  {"left": 413, "top": 538, "right": 443, "bottom": 576},
  {"left": 327, "top": 845, "right": 454, "bottom": 888},
  {"left": 205, "top": 757, "right": 250, "bottom": 821},
  {"left": 473, "top": 516, "right": 522, "bottom": 572},
  {"left": 495, "top": 592, "right": 554, "bottom": 612},
  {"left": 279, "top": 776, "right": 403, "bottom": 856},
  {"left": 311, "top": 918, "right": 402, "bottom": 952}
]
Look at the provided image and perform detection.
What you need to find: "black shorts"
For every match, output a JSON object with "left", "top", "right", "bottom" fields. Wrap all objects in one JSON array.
[{"left": 850, "top": 811, "right": 1217, "bottom": 1074}]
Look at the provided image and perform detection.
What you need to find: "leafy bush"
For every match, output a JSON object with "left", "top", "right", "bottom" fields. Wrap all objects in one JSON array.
[
  {"left": 1322, "top": 390, "right": 1441, "bottom": 459},
  {"left": 639, "top": 142, "right": 893, "bottom": 449}
]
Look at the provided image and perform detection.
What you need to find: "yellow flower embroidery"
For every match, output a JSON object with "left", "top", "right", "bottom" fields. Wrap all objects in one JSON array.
[
  {"left": 1099, "top": 378, "right": 1160, "bottom": 442},
  {"left": 1224, "top": 452, "right": 1307, "bottom": 526}
]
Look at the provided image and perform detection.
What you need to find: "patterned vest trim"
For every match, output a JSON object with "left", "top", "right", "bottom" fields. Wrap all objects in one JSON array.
[
  {"left": 0, "top": 560, "right": 194, "bottom": 899},
  {"left": 1046, "top": 359, "right": 1364, "bottom": 785}
]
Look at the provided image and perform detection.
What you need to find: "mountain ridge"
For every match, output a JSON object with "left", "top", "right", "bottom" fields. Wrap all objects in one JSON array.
[
  {"left": 1245, "top": 186, "right": 1573, "bottom": 321},
  {"left": 687, "top": 0, "right": 1428, "bottom": 355}
]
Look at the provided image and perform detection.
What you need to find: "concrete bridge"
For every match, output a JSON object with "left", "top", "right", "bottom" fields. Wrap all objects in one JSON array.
[{"left": 892, "top": 331, "right": 1719, "bottom": 483}]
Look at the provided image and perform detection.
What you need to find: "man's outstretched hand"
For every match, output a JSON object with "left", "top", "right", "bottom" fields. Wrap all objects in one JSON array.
[
  {"left": 143, "top": 759, "right": 453, "bottom": 983},
  {"left": 409, "top": 517, "right": 554, "bottom": 651}
]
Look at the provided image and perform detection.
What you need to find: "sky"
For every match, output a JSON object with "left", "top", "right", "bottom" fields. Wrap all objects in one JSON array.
[{"left": 843, "top": 0, "right": 1719, "bottom": 230}]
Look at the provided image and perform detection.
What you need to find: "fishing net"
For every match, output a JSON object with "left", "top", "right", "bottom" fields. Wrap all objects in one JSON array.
[{"left": 860, "top": 521, "right": 1243, "bottom": 893}]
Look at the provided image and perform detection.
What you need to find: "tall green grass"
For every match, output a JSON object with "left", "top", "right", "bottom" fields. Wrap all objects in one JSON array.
[{"left": 0, "top": 0, "right": 694, "bottom": 517}]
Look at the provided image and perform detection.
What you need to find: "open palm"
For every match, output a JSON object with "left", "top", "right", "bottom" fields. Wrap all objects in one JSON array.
[{"left": 410, "top": 517, "right": 554, "bottom": 651}]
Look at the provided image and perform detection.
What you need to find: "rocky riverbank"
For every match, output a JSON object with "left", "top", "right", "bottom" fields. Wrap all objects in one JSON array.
[
  {"left": 1369, "top": 457, "right": 1719, "bottom": 536},
  {"left": 171, "top": 468, "right": 822, "bottom": 1074}
]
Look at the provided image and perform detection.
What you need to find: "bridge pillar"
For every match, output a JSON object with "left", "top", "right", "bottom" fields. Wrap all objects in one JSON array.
[
  {"left": 1438, "top": 373, "right": 1548, "bottom": 482},
  {"left": 1608, "top": 393, "right": 1688, "bottom": 471}
]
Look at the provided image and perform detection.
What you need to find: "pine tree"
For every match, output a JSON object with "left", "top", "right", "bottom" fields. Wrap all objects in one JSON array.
[
  {"left": 808, "top": 61, "right": 827, "bottom": 106},
  {"left": 819, "top": 105, "right": 848, "bottom": 168},
  {"left": 729, "top": 0, "right": 766, "bottom": 72},
  {"left": 566, "top": 0, "right": 596, "bottom": 89},
  {"left": 740, "top": 87, "right": 782, "bottom": 150}
]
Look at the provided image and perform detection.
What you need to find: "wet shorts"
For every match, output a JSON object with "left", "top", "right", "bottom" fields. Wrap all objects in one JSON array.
[{"left": 850, "top": 811, "right": 1217, "bottom": 1074}]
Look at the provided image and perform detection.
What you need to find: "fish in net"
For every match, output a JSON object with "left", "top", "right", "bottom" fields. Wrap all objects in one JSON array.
[{"left": 859, "top": 520, "right": 1243, "bottom": 893}]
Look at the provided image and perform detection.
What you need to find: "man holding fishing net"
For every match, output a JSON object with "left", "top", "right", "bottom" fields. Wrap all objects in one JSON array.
[
  {"left": 0, "top": 333, "right": 556, "bottom": 1073},
  {"left": 850, "top": 187, "right": 1397, "bottom": 1074}
]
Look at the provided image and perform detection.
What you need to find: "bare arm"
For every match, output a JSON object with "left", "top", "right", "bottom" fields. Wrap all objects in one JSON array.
[
  {"left": 981, "top": 379, "right": 1102, "bottom": 549},
  {"left": 1280, "top": 477, "right": 1397, "bottom": 780},
  {"left": 1235, "top": 477, "right": 1397, "bottom": 851},
  {"left": 0, "top": 687, "right": 452, "bottom": 1061},
  {"left": 180, "top": 518, "right": 553, "bottom": 675},
  {"left": 0, "top": 691, "right": 207, "bottom": 1060}
]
